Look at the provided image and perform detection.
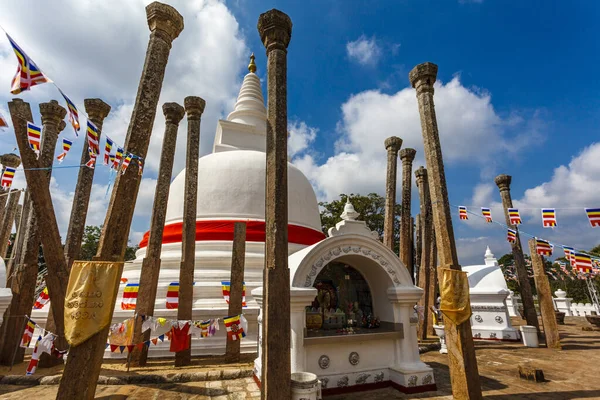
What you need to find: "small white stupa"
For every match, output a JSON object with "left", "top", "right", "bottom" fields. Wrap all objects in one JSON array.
[
  {"left": 0, "top": 257, "right": 12, "bottom": 325},
  {"left": 462, "top": 247, "right": 519, "bottom": 341}
]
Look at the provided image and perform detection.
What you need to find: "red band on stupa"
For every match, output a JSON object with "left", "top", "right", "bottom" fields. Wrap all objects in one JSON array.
[{"left": 138, "top": 220, "right": 326, "bottom": 248}]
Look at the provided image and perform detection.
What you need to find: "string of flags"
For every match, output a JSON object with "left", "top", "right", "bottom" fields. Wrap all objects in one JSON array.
[
  {"left": 454, "top": 203, "right": 600, "bottom": 278},
  {"left": 457, "top": 205, "right": 600, "bottom": 228}
]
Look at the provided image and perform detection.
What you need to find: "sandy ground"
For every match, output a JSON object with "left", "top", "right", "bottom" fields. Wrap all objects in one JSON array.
[{"left": 1, "top": 317, "right": 600, "bottom": 399}]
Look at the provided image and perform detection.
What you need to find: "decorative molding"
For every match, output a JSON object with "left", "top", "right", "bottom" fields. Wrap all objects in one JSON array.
[
  {"left": 422, "top": 374, "right": 433, "bottom": 385},
  {"left": 356, "top": 373, "right": 370, "bottom": 385},
  {"left": 318, "top": 355, "right": 330, "bottom": 369},
  {"left": 408, "top": 375, "right": 418, "bottom": 387},
  {"left": 495, "top": 316, "right": 504, "bottom": 324},
  {"left": 321, "top": 377, "right": 329, "bottom": 389},
  {"left": 474, "top": 315, "right": 483, "bottom": 323},
  {"left": 471, "top": 305, "right": 507, "bottom": 312},
  {"left": 337, "top": 376, "right": 349, "bottom": 387},
  {"left": 349, "top": 352, "right": 359, "bottom": 366},
  {"left": 374, "top": 372, "right": 384, "bottom": 383}
]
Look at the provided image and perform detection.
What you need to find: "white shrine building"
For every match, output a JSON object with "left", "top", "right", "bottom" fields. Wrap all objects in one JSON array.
[{"left": 30, "top": 58, "right": 435, "bottom": 394}]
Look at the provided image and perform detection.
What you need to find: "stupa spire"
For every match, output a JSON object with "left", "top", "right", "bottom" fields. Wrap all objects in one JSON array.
[{"left": 248, "top": 53, "right": 257, "bottom": 73}]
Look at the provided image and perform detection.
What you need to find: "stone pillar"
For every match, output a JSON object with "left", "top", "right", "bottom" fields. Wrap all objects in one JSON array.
[
  {"left": 5, "top": 189, "right": 30, "bottom": 287},
  {"left": 0, "top": 154, "right": 17, "bottom": 224},
  {"left": 409, "top": 62, "right": 482, "bottom": 399},
  {"left": 8, "top": 203, "right": 22, "bottom": 259},
  {"left": 399, "top": 148, "right": 416, "bottom": 280},
  {"left": 383, "top": 136, "right": 402, "bottom": 251},
  {"left": 258, "top": 9, "right": 293, "bottom": 400},
  {"left": 63, "top": 99, "right": 111, "bottom": 271},
  {"left": 0, "top": 99, "right": 70, "bottom": 367},
  {"left": 427, "top": 230, "right": 437, "bottom": 336},
  {"left": 415, "top": 166, "right": 434, "bottom": 340},
  {"left": 175, "top": 96, "right": 205, "bottom": 367},
  {"left": 494, "top": 174, "right": 539, "bottom": 332},
  {"left": 130, "top": 102, "right": 185, "bottom": 367},
  {"left": 226, "top": 222, "right": 247, "bottom": 362},
  {"left": 0, "top": 189, "right": 21, "bottom": 258},
  {"left": 528, "top": 239, "right": 561, "bottom": 349},
  {"left": 415, "top": 214, "right": 421, "bottom": 282},
  {"left": 57, "top": 4, "right": 184, "bottom": 399}
]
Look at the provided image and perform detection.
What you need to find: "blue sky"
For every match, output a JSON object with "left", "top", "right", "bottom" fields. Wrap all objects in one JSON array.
[{"left": 0, "top": 0, "right": 598, "bottom": 265}]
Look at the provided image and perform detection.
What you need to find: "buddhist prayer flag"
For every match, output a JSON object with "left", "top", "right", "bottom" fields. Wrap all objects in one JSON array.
[
  {"left": 506, "top": 228, "right": 517, "bottom": 244},
  {"left": 458, "top": 206, "right": 468, "bottom": 220},
  {"left": 121, "top": 283, "right": 139, "bottom": 310},
  {"left": 109, "top": 154, "right": 116, "bottom": 167},
  {"left": 20, "top": 320, "right": 36, "bottom": 348},
  {"left": 6, "top": 33, "right": 51, "bottom": 94},
  {"left": 85, "top": 147, "right": 96, "bottom": 169},
  {"left": 508, "top": 208, "right": 522, "bottom": 225},
  {"left": 33, "top": 287, "right": 50, "bottom": 309},
  {"left": 0, "top": 111, "right": 8, "bottom": 130},
  {"left": 103, "top": 137, "right": 114, "bottom": 165},
  {"left": 56, "top": 138, "right": 73, "bottom": 163},
  {"left": 27, "top": 122, "right": 42, "bottom": 159},
  {"left": 541, "top": 208, "right": 557, "bottom": 227},
  {"left": 585, "top": 208, "right": 600, "bottom": 227},
  {"left": 221, "top": 281, "right": 247, "bottom": 307},
  {"left": 535, "top": 238, "right": 553, "bottom": 256},
  {"left": 224, "top": 315, "right": 246, "bottom": 341},
  {"left": 137, "top": 157, "right": 144, "bottom": 176},
  {"left": 59, "top": 89, "right": 80, "bottom": 134},
  {"left": 481, "top": 207, "right": 492, "bottom": 223},
  {"left": 86, "top": 120, "right": 100, "bottom": 155},
  {"left": 166, "top": 282, "right": 179, "bottom": 309},
  {"left": 574, "top": 252, "right": 593, "bottom": 273},
  {"left": 563, "top": 246, "right": 576, "bottom": 266},
  {"left": 113, "top": 147, "right": 123, "bottom": 170},
  {"left": 121, "top": 153, "right": 133, "bottom": 175},
  {"left": 1, "top": 167, "right": 16, "bottom": 188}
]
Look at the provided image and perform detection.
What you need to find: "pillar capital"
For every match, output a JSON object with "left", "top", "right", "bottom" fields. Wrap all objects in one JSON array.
[
  {"left": 415, "top": 166, "right": 427, "bottom": 184},
  {"left": 146, "top": 2, "right": 184, "bottom": 44},
  {"left": 163, "top": 102, "right": 185, "bottom": 125},
  {"left": 39, "top": 100, "right": 67, "bottom": 127},
  {"left": 400, "top": 148, "right": 416, "bottom": 163},
  {"left": 0, "top": 153, "right": 21, "bottom": 169},
  {"left": 409, "top": 62, "right": 438, "bottom": 94},
  {"left": 184, "top": 96, "right": 206, "bottom": 119},
  {"left": 257, "top": 9, "right": 292, "bottom": 53},
  {"left": 494, "top": 174, "right": 512, "bottom": 191},
  {"left": 58, "top": 120, "right": 67, "bottom": 133},
  {"left": 84, "top": 99, "right": 111, "bottom": 122},
  {"left": 384, "top": 136, "right": 402, "bottom": 153}
]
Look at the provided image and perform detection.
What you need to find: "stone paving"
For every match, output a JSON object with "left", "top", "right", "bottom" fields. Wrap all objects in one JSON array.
[{"left": 2, "top": 318, "right": 600, "bottom": 399}]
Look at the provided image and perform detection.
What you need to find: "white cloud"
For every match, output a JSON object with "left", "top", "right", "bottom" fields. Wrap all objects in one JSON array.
[
  {"left": 294, "top": 76, "right": 541, "bottom": 202},
  {"left": 288, "top": 120, "right": 317, "bottom": 158},
  {"left": 346, "top": 35, "right": 382, "bottom": 67}
]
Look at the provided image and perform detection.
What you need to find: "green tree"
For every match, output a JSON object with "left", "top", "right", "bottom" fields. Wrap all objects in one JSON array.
[
  {"left": 319, "top": 193, "right": 402, "bottom": 254},
  {"left": 80, "top": 225, "right": 139, "bottom": 261}
]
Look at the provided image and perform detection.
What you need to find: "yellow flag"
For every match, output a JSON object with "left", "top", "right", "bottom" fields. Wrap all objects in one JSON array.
[
  {"left": 64, "top": 261, "right": 124, "bottom": 347},
  {"left": 439, "top": 268, "right": 472, "bottom": 325}
]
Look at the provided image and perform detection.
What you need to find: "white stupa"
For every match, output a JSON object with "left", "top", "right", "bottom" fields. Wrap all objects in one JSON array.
[{"left": 0, "top": 257, "right": 12, "bottom": 325}]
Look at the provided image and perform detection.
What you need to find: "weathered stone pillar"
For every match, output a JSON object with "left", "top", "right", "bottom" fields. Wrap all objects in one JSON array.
[
  {"left": 383, "top": 136, "right": 402, "bottom": 251},
  {"left": 5, "top": 190, "right": 29, "bottom": 286},
  {"left": 399, "top": 148, "right": 416, "bottom": 280},
  {"left": 226, "top": 222, "right": 247, "bottom": 362},
  {"left": 63, "top": 99, "right": 111, "bottom": 271},
  {"left": 427, "top": 230, "right": 437, "bottom": 337},
  {"left": 0, "top": 99, "right": 69, "bottom": 367},
  {"left": 528, "top": 239, "right": 561, "bottom": 349},
  {"left": 9, "top": 203, "right": 22, "bottom": 259},
  {"left": 415, "top": 166, "right": 434, "bottom": 340},
  {"left": 175, "top": 96, "right": 204, "bottom": 367},
  {"left": 415, "top": 213, "right": 421, "bottom": 282},
  {"left": 130, "top": 102, "right": 185, "bottom": 367},
  {"left": 258, "top": 9, "right": 293, "bottom": 400},
  {"left": 0, "top": 189, "right": 21, "bottom": 258},
  {"left": 410, "top": 62, "right": 482, "bottom": 399},
  {"left": 495, "top": 174, "right": 539, "bottom": 332},
  {"left": 57, "top": 4, "right": 183, "bottom": 399}
]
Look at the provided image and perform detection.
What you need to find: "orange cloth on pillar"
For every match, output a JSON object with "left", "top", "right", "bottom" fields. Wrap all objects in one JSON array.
[{"left": 439, "top": 267, "right": 472, "bottom": 325}]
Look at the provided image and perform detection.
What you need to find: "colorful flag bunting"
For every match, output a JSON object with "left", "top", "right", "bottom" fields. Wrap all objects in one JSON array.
[
  {"left": 137, "top": 157, "right": 144, "bottom": 176},
  {"left": 221, "top": 281, "right": 247, "bottom": 307},
  {"left": 563, "top": 246, "right": 575, "bottom": 267},
  {"left": 6, "top": 34, "right": 51, "bottom": 94},
  {"left": 86, "top": 120, "right": 100, "bottom": 155},
  {"left": 535, "top": 238, "right": 553, "bottom": 256},
  {"left": 541, "top": 208, "right": 557, "bottom": 227},
  {"left": 33, "top": 287, "right": 50, "bottom": 309},
  {"left": 585, "top": 208, "right": 600, "bottom": 227},
  {"left": 458, "top": 206, "right": 468, "bottom": 220},
  {"left": 59, "top": 89, "right": 80, "bottom": 134},
  {"left": 0, "top": 111, "right": 8, "bottom": 130},
  {"left": 574, "top": 252, "right": 593, "bottom": 273},
  {"left": 481, "top": 207, "right": 492, "bottom": 223},
  {"left": 113, "top": 147, "right": 123, "bottom": 170},
  {"left": 506, "top": 228, "right": 517, "bottom": 244},
  {"left": 166, "top": 282, "right": 179, "bottom": 309},
  {"left": 508, "top": 208, "right": 521, "bottom": 225},
  {"left": 56, "top": 138, "right": 73, "bottom": 163},
  {"left": 1, "top": 167, "right": 16, "bottom": 188},
  {"left": 121, "top": 283, "right": 139, "bottom": 310},
  {"left": 121, "top": 153, "right": 133, "bottom": 175},
  {"left": 223, "top": 315, "right": 246, "bottom": 341},
  {"left": 85, "top": 147, "right": 96, "bottom": 169},
  {"left": 20, "top": 320, "right": 36, "bottom": 348},
  {"left": 104, "top": 137, "right": 113, "bottom": 165},
  {"left": 27, "top": 122, "right": 42, "bottom": 159}
]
